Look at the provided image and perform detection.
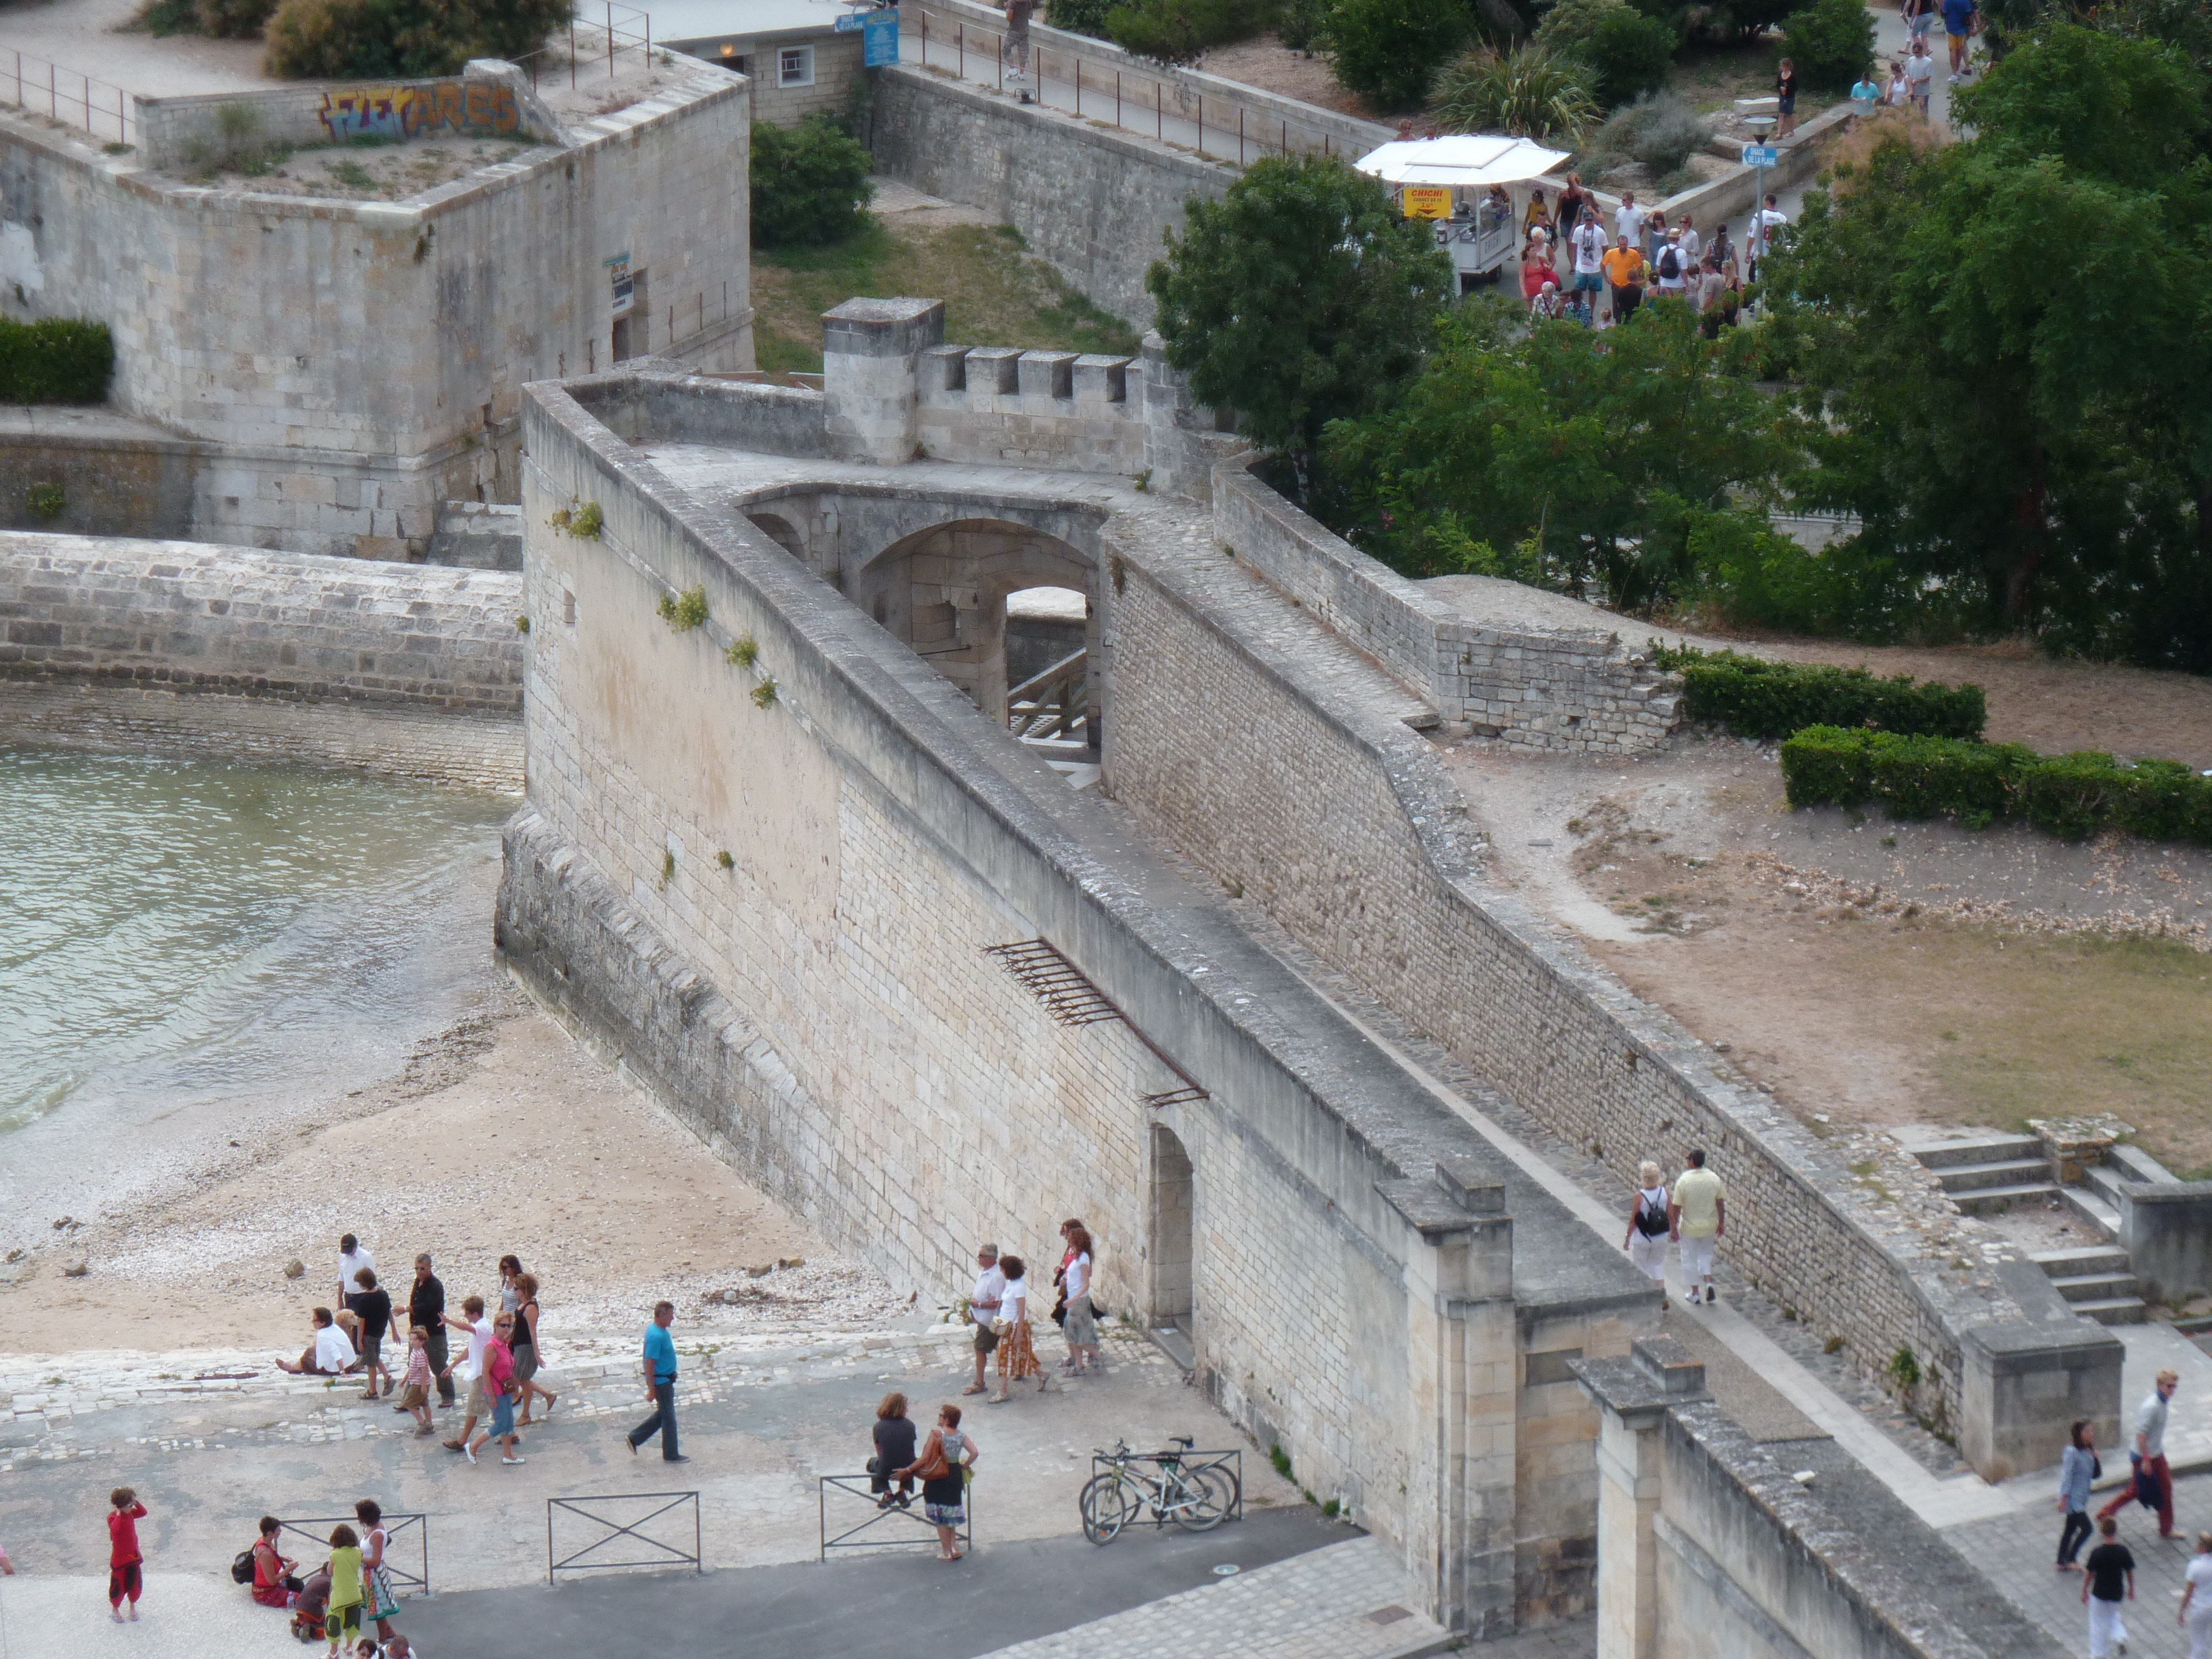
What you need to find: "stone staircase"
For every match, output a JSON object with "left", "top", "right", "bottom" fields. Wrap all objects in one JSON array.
[
  {"left": 1906, "top": 1132, "right": 2058, "bottom": 1216},
  {"left": 1903, "top": 1131, "right": 2150, "bottom": 1326}
]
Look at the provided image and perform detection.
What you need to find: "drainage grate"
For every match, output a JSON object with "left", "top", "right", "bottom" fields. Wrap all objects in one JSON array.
[{"left": 983, "top": 939, "right": 1124, "bottom": 1027}]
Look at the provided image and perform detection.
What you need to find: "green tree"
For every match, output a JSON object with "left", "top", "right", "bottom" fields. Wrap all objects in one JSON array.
[
  {"left": 1533, "top": 0, "right": 1674, "bottom": 108},
  {"left": 1321, "top": 299, "right": 1804, "bottom": 608},
  {"left": 1780, "top": 0, "right": 1877, "bottom": 94},
  {"left": 1324, "top": 0, "right": 1473, "bottom": 109},
  {"left": 750, "top": 117, "right": 874, "bottom": 249},
  {"left": 1764, "top": 23, "right": 2212, "bottom": 664},
  {"left": 1428, "top": 45, "right": 1599, "bottom": 138},
  {"left": 264, "top": 0, "right": 571, "bottom": 76},
  {"left": 1146, "top": 154, "right": 1451, "bottom": 481}
]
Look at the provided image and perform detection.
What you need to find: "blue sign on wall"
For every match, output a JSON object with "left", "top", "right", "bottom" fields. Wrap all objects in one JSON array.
[{"left": 863, "top": 8, "right": 900, "bottom": 64}]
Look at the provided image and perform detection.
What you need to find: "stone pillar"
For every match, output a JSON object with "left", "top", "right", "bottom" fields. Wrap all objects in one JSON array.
[
  {"left": 1959, "top": 1319, "right": 2123, "bottom": 1481},
  {"left": 1571, "top": 1336, "right": 1708, "bottom": 1659},
  {"left": 1383, "top": 1160, "right": 1517, "bottom": 1637},
  {"left": 822, "top": 298, "right": 943, "bottom": 465}
]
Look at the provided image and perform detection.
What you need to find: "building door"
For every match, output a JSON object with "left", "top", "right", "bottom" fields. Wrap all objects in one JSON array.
[{"left": 1149, "top": 1124, "right": 1193, "bottom": 1332}]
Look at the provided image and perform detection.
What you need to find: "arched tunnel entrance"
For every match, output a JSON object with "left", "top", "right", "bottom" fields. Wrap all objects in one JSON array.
[{"left": 854, "top": 518, "right": 1101, "bottom": 764}]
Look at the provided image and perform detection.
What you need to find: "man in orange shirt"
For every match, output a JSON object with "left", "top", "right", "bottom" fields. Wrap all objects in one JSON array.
[{"left": 1601, "top": 234, "right": 1647, "bottom": 327}]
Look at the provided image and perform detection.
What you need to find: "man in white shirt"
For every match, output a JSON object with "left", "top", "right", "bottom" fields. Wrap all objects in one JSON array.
[
  {"left": 1747, "top": 194, "right": 1788, "bottom": 282},
  {"left": 1570, "top": 216, "right": 1607, "bottom": 326},
  {"left": 1653, "top": 231, "right": 1689, "bottom": 296},
  {"left": 965, "top": 1244, "right": 1005, "bottom": 1397},
  {"left": 337, "top": 1234, "right": 374, "bottom": 1313},
  {"left": 277, "top": 1307, "right": 358, "bottom": 1375},
  {"left": 1676, "top": 216, "right": 1701, "bottom": 272},
  {"left": 2097, "top": 1368, "right": 2179, "bottom": 1536},
  {"left": 440, "top": 1293, "right": 494, "bottom": 1453},
  {"left": 1904, "top": 41, "right": 1934, "bottom": 113},
  {"left": 1614, "top": 192, "right": 1646, "bottom": 251}
]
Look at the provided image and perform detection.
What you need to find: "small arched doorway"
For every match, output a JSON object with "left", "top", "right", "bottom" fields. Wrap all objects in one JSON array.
[
  {"left": 747, "top": 511, "right": 805, "bottom": 559},
  {"left": 1149, "top": 1123, "right": 1194, "bottom": 1333}
]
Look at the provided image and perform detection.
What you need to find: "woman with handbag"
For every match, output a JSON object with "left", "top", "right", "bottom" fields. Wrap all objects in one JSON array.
[
  {"left": 898, "top": 1403, "right": 980, "bottom": 1562},
  {"left": 1059, "top": 1224, "right": 1100, "bottom": 1377},
  {"left": 354, "top": 1500, "right": 401, "bottom": 1643},
  {"left": 987, "top": 1255, "right": 1047, "bottom": 1403}
]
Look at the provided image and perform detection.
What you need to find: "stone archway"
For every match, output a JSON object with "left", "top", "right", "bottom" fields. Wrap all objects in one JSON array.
[
  {"left": 855, "top": 518, "right": 1098, "bottom": 729},
  {"left": 1149, "top": 1123, "right": 1194, "bottom": 1332},
  {"left": 746, "top": 511, "right": 805, "bottom": 560}
]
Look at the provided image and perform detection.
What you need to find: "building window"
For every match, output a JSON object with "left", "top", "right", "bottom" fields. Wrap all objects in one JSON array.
[{"left": 779, "top": 45, "right": 814, "bottom": 87}]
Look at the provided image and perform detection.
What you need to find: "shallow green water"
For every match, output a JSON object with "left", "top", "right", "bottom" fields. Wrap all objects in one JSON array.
[{"left": 0, "top": 749, "right": 513, "bottom": 1133}]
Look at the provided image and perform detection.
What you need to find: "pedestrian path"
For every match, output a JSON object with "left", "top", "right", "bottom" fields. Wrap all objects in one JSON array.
[{"left": 968, "top": 1536, "right": 1452, "bottom": 1659}]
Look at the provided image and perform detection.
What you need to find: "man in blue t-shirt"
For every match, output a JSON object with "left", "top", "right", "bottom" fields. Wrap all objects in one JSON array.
[
  {"left": 1942, "top": 0, "right": 1978, "bottom": 82},
  {"left": 626, "top": 1301, "right": 689, "bottom": 1463}
]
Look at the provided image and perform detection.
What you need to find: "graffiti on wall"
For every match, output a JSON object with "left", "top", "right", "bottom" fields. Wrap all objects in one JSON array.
[{"left": 317, "top": 80, "right": 524, "bottom": 144}]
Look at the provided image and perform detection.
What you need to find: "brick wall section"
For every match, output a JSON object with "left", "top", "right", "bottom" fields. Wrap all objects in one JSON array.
[
  {"left": 1103, "top": 530, "right": 2047, "bottom": 1447},
  {"left": 1215, "top": 463, "right": 1682, "bottom": 754},
  {"left": 0, "top": 532, "right": 526, "bottom": 712},
  {"left": 917, "top": 343, "right": 1148, "bottom": 472}
]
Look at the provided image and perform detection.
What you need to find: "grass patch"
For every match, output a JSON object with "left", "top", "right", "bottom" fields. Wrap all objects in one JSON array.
[
  {"left": 752, "top": 211, "right": 1141, "bottom": 373},
  {"left": 1905, "top": 932, "right": 2212, "bottom": 1168}
]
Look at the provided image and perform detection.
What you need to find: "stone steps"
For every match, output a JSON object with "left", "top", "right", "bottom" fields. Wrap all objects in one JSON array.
[
  {"left": 1935, "top": 1156, "right": 2054, "bottom": 1194},
  {"left": 2067, "top": 1297, "right": 2150, "bottom": 1326},
  {"left": 1948, "top": 1181, "right": 2062, "bottom": 1216},
  {"left": 1903, "top": 1133, "right": 2043, "bottom": 1171},
  {"left": 2030, "top": 1247, "right": 2148, "bottom": 1326}
]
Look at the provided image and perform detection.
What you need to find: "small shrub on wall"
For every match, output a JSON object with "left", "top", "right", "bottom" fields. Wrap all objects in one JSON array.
[
  {"left": 750, "top": 117, "right": 874, "bottom": 249},
  {"left": 0, "top": 319, "right": 115, "bottom": 404},
  {"left": 1653, "top": 645, "right": 1986, "bottom": 740}
]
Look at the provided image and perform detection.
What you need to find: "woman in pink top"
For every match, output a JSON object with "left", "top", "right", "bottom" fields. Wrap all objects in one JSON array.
[{"left": 463, "top": 1314, "right": 524, "bottom": 1465}]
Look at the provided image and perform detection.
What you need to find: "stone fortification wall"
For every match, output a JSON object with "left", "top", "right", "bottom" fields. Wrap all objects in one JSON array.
[
  {"left": 134, "top": 62, "right": 564, "bottom": 173},
  {"left": 0, "top": 60, "right": 750, "bottom": 558},
  {"left": 1104, "top": 489, "right": 2121, "bottom": 1481},
  {"left": 1575, "top": 1339, "right": 2066, "bottom": 1659},
  {"left": 868, "top": 66, "right": 1230, "bottom": 329},
  {"left": 0, "top": 532, "right": 525, "bottom": 712},
  {"left": 0, "top": 413, "right": 198, "bottom": 540},
  {"left": 1214, "top": 463, "right": 1681, "bottom": 754},
  {"left": 505, "top": 373, "right": 1665, "bottom": 1634}
]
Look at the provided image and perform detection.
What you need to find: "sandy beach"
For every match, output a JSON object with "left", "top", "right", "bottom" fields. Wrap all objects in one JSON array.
[{"left": 0, "top": 977, "right": 903, "bottom": 1359}]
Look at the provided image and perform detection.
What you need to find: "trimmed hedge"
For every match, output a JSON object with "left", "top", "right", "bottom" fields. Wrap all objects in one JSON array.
[
  {"left": 0, "top": 318, "right": 114, "bottom": 404},
  {"left": 1780, "top": 726, "right": 2212, "bottom": 844},
  {"left": 1653, "top": 644, "right": 1985, "bottom": 741}
]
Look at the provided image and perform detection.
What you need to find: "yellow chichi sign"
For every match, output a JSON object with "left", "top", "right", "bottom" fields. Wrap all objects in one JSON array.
[{"left": 1402, "top": 187, "right": 1452, "bottom": 219}]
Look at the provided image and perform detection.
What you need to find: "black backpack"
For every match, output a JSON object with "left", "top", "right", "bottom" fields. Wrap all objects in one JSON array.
[
  {"left": 1658, "top": 246, "right": 1680, "bottom": 280},
  {"left": 230, "top": 1547, "right": 257, "bottom": 1584},
  {"left": 1635, "top": 1194, "right": 1670, "bottom": 1237}
]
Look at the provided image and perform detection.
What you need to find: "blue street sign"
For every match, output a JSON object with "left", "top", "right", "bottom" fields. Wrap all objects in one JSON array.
[
  {"left": 834, "top": 8, "right": 865, "bottom": 28},
  {"left": 1741, "top": 145, "right": 1780, "bottom": 168},
  {"left": 863, "top": 7, "right": 900, "bottom": 64}
]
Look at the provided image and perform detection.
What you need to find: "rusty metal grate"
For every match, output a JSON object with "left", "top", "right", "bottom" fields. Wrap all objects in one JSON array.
[
  {"left": 983, "top": 939, "right": 1123, "bottom": 1027},
  {"left": 1141, "top": 1085, "right": 1209, "bottom": 1110}
]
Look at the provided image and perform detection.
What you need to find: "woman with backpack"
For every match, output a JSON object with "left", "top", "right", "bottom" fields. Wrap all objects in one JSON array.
[
  {"left": 1624, "top": 1161, "right": 1671, "bottom": 1282},
  {"left": 244, "top": 1515, "right": 299, "bottom": 1609}
]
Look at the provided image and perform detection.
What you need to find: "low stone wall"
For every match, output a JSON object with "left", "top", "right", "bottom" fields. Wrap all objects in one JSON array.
[
  {"left": 1106, "top": 485, "right": 2121, "bottom": 1480},
  {"left": 0, "top": 532, "right": 526, "bottom": 712},
  {"left": 1214, "top": 462, "right": 1681, "bottom": 753},
  {"left": 1576, "top": 1339, "right": 2068, "bottom": 1659},
  {"left": 869, "top": 65, "right": 1232, "bottom": 329},
  {"left": 2119, "top": 1184, "right": 2212, "bottom": 1306},
  {"left": 0, "top": 680, "right": 522, "bottom": 789},
  {"left": 0, "top": 418, "right": 198, "bottom": 541}
]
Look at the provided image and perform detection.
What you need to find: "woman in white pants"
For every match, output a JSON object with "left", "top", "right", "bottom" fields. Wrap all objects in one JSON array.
[
  {"left": 1622, "top": 1162, "right": 1670, "bottom": 1284},
  {"left": 2182, "top": 1532, "right": 2212, "bottom": 1657}
]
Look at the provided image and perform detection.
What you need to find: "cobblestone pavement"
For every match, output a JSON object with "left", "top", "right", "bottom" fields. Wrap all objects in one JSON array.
[{"left": 1948, "top": 1472, "right": 2212, "bottom": 1659}]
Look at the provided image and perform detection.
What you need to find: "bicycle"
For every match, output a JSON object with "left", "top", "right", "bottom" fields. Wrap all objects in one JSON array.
[{"left": 1078, "top": 1436, "right": 1238, "bottom": 1543}]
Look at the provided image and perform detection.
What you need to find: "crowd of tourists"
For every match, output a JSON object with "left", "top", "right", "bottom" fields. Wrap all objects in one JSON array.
[{"left": 1515, "top": 181, "right": 1786, "bottom": 333}]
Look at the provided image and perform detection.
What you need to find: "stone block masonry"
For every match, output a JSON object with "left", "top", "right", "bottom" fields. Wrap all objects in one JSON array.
[
  {"left": 1101, "top": 491, "right": 2121, "bottom": 1483},
  {"left": 503, "top": 372, "right": 1665, "bottom": 1635},
  {"left": 0, "top": 531, "right": 525, "bottom": 713},
  {"left": 1214, "top": 461, "right": 1681, "bottom": 754},
  {"left": 0, "top": 56, "right": 752, "bottom": 558}
]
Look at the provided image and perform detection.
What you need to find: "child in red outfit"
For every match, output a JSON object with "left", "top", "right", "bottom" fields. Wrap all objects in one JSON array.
[{"left": 107, "top": 1488, "right": 147, "bottom": 1621}]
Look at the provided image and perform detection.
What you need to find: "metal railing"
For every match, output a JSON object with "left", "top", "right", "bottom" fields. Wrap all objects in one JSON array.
[
  {"left": 819, "top": 1473, "right": 972, "bottom": 1557},
  {"left": 547, "top": 1490, "right": 701, "bottom": 1582},
  {"left": 278, "top": 1513, "right": 430, "bottom": 1598},
  {"left": 516, "top": 3, "right": 654, "bottom": 92},
  {"left": 901, "top": 2, "right": 1366, "bottom": 169},
  {"left": 1, "top": 50, "right": 136, "bottom": 149}
]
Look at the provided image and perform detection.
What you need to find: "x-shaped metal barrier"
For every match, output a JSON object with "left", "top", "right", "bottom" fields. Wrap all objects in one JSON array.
[
  {"left": 546, "top": 1490, "right": 701, "bottom": 1583},
  {"left": 819, "top": 1473, "right": 973, "bottom": 1557},
  {"left": 278, "top": 1513, "right": 430, "bottom": 1598}
]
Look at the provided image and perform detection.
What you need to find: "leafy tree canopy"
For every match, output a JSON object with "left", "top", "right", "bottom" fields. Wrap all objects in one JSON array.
[{"left": 1145, "top": 154, "right": 1451, "bottom": 477}]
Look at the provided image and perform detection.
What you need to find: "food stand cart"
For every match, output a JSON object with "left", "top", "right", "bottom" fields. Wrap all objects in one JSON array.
[{"left": 1353, "top": 134, "right": 1573, "bottom": 296}]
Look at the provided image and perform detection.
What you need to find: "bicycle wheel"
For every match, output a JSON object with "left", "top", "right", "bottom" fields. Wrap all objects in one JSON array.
[
  {"left": 1196, "top": 1457, "right": 1241, "bottom": 1517},
  {"left": 1080, "top": 1472, "right": 1133, "bottom": 1544},
  {"left": 1171, "top": 1465, "right": 1234, "bottom": 1532}
]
